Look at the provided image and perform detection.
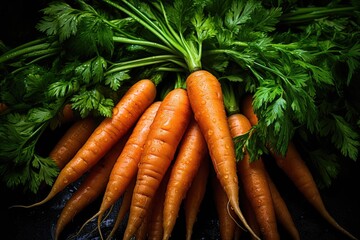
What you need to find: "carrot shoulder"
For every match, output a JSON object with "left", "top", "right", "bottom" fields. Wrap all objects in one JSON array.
[
  {"left": 186, "top": 70, "right": 259, "bottom": 240},
  {"left": 54, "top": 136, "right": 127, "bottom": 240},
  {"left": 49, "top": 117, "right": 97, "bottom": 169},
  {"left": 14, "top": 79, "right": 156, "bottom": 208},
  {"left": 229, "top": 113, "right": 280, "bottom": 240},
  {"left": 123, "top": 88, "right": 192, "bottom": 240},
  {"left": 162, "top": 118, "right": 208, "bottom": 240}
]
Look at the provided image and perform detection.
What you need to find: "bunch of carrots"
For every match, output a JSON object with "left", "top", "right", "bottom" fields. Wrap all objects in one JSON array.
[
  {"left": 10, "top": 71, "right": 358, "bottom": 240},
  {"left": 2, "top": 0, "right": 359, "bottom": 239}
]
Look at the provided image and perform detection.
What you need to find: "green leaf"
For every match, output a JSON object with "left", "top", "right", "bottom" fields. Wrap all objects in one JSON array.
[{"left": 105, "top": 70, "right": 131, "bottom": 91}]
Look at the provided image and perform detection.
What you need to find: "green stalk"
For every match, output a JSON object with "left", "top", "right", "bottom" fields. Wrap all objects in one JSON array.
[
  {"left": 112, "top": 36, "right": 176, "bottom": 54},
  {"left": 105, "top": 54, "right": 186, "bottom": 75}
]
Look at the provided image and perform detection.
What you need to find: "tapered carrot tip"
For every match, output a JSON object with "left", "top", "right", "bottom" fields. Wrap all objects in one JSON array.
[{"left": 9, "top": 190, "right": 56, "bottom": 209}]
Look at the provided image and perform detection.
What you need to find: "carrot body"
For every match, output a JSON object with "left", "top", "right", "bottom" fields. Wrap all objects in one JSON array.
[
  {"left": 162, "top": 118, "right": 208, "bottom": 240},
  {"left": 211, "top": 171, "right": 238, "bottom": 240},
  {"left": 49, "top": 117, "right": 97, "bottom": 169},
  {"left": 186, "top": 70, "right": 259, "bottom": 240},
  {"left": 265, "top": 172, "right": 300, "bottom": 240},
  {"left": 242, "top": 93, "right": 358, "bottom": 240},
  {"left": 123, "top": 88, "right": 192, "bottom": 240},
  {"left": 184, "top": 155, "right": 210, "bottom": 240},
  {"left": 148, "top": 166, "right": 171, "bottom": 240},
  {"left": 59, "top": 103, "right": 75, "bottom": 124},
  {"left": 240, "top": 186, "right": 261, "bottom": 240},
  {"left": 54, "top": 136, "right": 127, "bottom": 240},
  {"left": 97, "top": 101, "right": 161, "bottom": 226},
  {"left": 272, "top": 142, "right": 358, "bottom": 240},
  {"left": 229, "top": 113, "right": 280, "bottom": 240},
  {"left": 17, "top": 79, "right": 156, "bottom": 208}
]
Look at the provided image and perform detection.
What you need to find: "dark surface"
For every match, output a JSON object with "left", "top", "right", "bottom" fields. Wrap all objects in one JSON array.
[{"left": 1, "top": 1, "right": 360, "bottom": 240}]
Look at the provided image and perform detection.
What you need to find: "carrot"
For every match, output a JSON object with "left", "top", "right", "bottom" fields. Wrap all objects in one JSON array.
[
  {"left": 0, "top": 103, "right": 7, "bottom": 113},
  {"left": 229, "top": 113, "right": 280, "bottom": 240},
  {"left": 96, "top": 101, "right": 161, "bottom": 230},
  {"left": 123, "top": 88, "right": 192, "bottom": 240},
  {"left": 239, "top": 186, "right": 261, "bottom": 240},
  {"left": 147, "top": 166, "right": 171, "bottom": 240},
  {"left": 12, "top": 79, "right": 156, "bottom": 208},
  {"left": 184, "top": 154, "right": 210, "bottom": 240},
  {"left": 49, "top": 117, "right": 97, "bottom": 169},
  {"left": 54, "top": 136, "right": 128, "bottom": 240},
  {"left": 106, "top": 177, "right": 136, "bottom": 240},
  {"left": 241, "top": 93, "right": 358, "bottom": 240},
  {"left": 271, "top": 142, "right": 358, "bottom": 240},
  {"left": 186, "top": 70, "right": 259, "bottom": 240},
  {"left": 211, "top": 170, "right": 238, "bottom": 240},
  {"left": 265, "top": 171, "right": 300, "bottom": 240},
  {"left": 162, "top": 118, "right": 208, "bottom": 240},
  {"left": 59, "top": 103, "right": 75, "bottom": 124},
  {"left": 241, "top": 94, "right": 258, "bottom": 126}
]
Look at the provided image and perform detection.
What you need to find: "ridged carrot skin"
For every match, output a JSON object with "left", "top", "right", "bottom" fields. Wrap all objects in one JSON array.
[
  {"left": 54, "top": 136, "right": 127, "bottom": 240},
  {"left": 211, "top": 171, "right": 238, "bottom": 240},
  {"left": 14, "top": 79, "right": 156, "bottom": 208},
  {"left": 184, "top": 155, "right": 210, "bottom": 240},
  {"left": 186, "top": 70, "right": 259, "bottom": 240},
  {"left": 162, "top": 118, "right": 208, "bottom": 240},
  {"left": 265, "top": 172, "right": 300, "bottom": 240},
  {"left": 97, "top": 101, "right": 161, "bottom": 227},
  {"left": 123, "top": 88, "right": 192, "bottom": 240},
  {"left": 49, "top": 117, "right": 97, "bottom": 169},
  {"left": 229, "top": 113, "right": 280, "bottom": 240}
]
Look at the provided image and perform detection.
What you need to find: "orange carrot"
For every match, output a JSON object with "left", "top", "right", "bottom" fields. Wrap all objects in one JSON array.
[
  {"left": 242, "top": 93, "right": 358, "bottom": 240},
  {"left": 54, "top": 136, "right": 128, "bottom": 240},
  {"left": 96, "top": 101, "right": 161, "bottom": 229},
  {"left": 0, "top": 103, "right": 8, "bottom": 113},
  {"left": 59, "top": 103, "right": 75, "bottom": 124},
  {"left": 271, "top": 142, "right": 358, "bottom": 240},
  {"left": 123, "top": 88, "right": 192, "bottom": 240},
  {"left": 184, "top": 154, "right": 210, "bottom": 240},
  {"left": 107, "top": 177, "right": 136, "bottom": 240},
  {"left": 147, "top": 166, "right": 171, "bottom": 240},
  {"left": 241, "top": 94, "right": 258, "bottom": 126},
  {"left": 239, "top": 186, "right": 261, "bottom": 240},
  {"left": 265, "top": 172, "right": 300, "bottom": 240},
  {"left": 229, "top": 113, "right": 280, "bottom": 240},
  {"left": 13, "top": 79, "right": 156, "bottom": 208},
  {"left": 162, "top": 118, "right": 208, "bottom": 240},
  {"left": 49, "top": 117, "right": 97, "bottom": 169},
  {"left": 186, "top": 70, "right": 259, "bottom": 240},
  {"left": 211, "top": 170, "right": 238, "bottom": 240}
]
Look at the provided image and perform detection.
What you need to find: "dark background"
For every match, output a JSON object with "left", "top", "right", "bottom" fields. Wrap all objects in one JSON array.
[{"left": 1, "top": 1, "right": 360, "bottom": 239}]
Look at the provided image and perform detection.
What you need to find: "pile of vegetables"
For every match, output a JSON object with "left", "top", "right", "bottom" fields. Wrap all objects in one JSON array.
[{"left": 1, "top": 0, "right": 359, "bottom": 239}]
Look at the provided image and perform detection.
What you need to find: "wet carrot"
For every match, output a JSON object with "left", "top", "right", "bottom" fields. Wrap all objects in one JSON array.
[
  {"left": 265, "top": 172, "right": 300, "bottom": 240},
  {"left": 186, "top": 70, "right": 259, "bottom": 240},
  {"left": 54, "top": 136, "right": 127, "bottom": 240},
  {"left": 49, "top": 117, "right": 97, "bottom": 169},
  {"left": 123, "top": 88, "right": 192, "bottom": 240},
  {"left": 162, "top": 118, "right": 208, "bottom": 240},
  {"left": 229, "top": 113, "right": 280, "bottom": 240},
  {"left": 184, "top": 155, "right": 210, "bottom": 240},
  {"left": 12, "top": 79, "right": 156, "bottom": 208}
]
